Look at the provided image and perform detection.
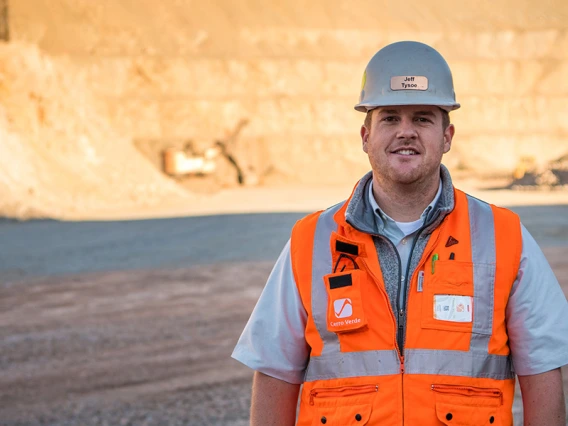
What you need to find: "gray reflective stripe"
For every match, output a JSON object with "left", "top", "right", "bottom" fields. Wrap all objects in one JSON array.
[
  {"left": 307, "top": 349, "right": 513, "bottom": 381},
  {"left": 305, "top": 350, "right": 400, "bottom": 382},
  {"left": 465, "top": 196, "right": 511, "bottom": 377},
  {"left": 467, "top": 195, "right": 496, "bottom": 338},
  {"left": 310, "top": 203, "right": 342, "bottom": 356},
  {"left": 404, "top": 349, "right": 514, "bottom": 380}
]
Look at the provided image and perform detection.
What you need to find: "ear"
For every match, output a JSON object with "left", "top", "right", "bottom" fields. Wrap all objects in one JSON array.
[
  {"left": 443, "top": 124, "right": 455, "bottom": 154},
  {"left": 361, "top": 125, "right": 370, "bottom": 153}
]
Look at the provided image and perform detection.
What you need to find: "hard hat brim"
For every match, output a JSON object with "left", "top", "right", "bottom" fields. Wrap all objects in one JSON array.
[{"left": 354, "top": 100, "right": 460, "bottom": 113}]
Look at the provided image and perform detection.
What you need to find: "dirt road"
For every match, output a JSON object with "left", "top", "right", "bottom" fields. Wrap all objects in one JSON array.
[
  {"left": 1, "top": 207, "right": 567, "bottom": 425},
  {"left": 0, "top": 263, "right": 267, "bottom": 425}
]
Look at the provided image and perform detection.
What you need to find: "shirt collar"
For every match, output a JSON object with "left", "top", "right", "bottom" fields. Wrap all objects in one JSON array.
[{"left": 368, "top": 179, "right": 443, "bottom": 225}]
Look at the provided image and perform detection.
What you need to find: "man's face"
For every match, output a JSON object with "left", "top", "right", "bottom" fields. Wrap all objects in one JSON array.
[{"left": 360, "top": 105, "right": 454, "bottom": 187}]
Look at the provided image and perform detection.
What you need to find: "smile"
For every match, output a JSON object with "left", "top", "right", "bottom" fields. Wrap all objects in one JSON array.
[{"left": 392, "top": 149, "right": 419, "bottom": 156}]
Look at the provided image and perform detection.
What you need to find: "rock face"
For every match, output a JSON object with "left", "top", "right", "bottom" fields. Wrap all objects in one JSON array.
[
  {"left": 0, "top": 43, "right": 190, "bottom": 219},
  {"left": 2, "top": 0, "right": 568, "bottom": 217}
]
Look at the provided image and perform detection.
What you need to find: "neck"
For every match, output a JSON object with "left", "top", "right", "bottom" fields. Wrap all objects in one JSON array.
[{"left": 372, "top": 173, "right": 440, "bottom": 222}]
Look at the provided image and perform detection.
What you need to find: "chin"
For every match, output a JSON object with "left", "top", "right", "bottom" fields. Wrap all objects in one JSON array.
[
  {"left": 388, "top": 168, "right": 422, "bottom": 185},
  {"left": 393, "top": 176, "right": 421, "bottom": 185}
]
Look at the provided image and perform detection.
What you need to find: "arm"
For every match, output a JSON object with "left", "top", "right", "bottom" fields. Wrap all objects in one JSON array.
[
  {"left": 231, "top": 240, "right": 309, "bottom": 420},
  {"left": 250, "top": 371, "right": 301, "bottom": 426},
  {"left": 232, "top": 240, "right": 309, "bottom": 382},
  {"left": 518, "top": 368, "right": 566, "bottom": 426},
  {"left": 506, "top": 225, "right": 568, "bottom": 424}
]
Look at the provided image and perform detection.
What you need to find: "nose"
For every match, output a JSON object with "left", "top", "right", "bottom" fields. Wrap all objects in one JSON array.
[{"left": 396, "top": 117, "right": 418, "bottom": 140}]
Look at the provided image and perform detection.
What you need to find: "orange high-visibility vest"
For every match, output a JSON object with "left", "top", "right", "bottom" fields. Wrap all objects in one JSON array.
[{"left": 290, "top": 187, "right": 521, "bottom": 426}]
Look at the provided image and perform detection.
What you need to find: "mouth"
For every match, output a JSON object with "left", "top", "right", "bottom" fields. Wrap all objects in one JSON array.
[{"left": 391, "top": 148, "right": 420, "bottom": 156}]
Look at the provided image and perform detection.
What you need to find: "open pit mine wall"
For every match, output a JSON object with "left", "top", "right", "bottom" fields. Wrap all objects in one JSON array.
[
  {"left": 11, "top": 0, "right": 568, "bottom": 185},
  {"left": 0, "top": 43, "right": 191, "bottom": 220}
]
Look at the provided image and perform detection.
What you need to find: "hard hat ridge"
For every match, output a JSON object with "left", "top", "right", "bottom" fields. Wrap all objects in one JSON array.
[{"left": 354, "top": 41, "right": 460, "bottom": 112}]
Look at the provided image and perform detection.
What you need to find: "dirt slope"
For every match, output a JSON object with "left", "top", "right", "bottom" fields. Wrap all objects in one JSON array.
[{"left": 0, "top": 43, "right": 190, "bottom": 219}]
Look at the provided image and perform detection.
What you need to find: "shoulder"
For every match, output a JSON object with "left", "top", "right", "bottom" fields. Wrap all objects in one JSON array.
[
  {"left": 454, "top": 189, "right": 523, "bottom": 271},
  {"left": 455, "top": 189, "right": 521, "bottom": 234},
  {"left": 291, "top": 200, "right": 348, "bottom": 238},
  {"left": 455, "top": 188, "right": 520, "bottom": 220},
  {"left": 289, "top": 201, "right": 347, "bottom": 287}
]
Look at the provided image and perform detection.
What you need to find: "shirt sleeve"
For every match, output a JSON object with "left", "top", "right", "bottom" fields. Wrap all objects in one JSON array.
[
  {"left": 506, "top": 224, "right": 568, "bottom": 376},
  {"left": 231, "top": 239, "right": 309, "bottom": 384}
]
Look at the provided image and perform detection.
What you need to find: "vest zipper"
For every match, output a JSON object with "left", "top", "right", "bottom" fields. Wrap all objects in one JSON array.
[
  {"left": 363, "top": 242, "right": 406, "bottom": 425},
  {"left": 399, "top": 211, "right": 447, "bottom": 355},
  {"left": 374, "top": 227, "right": 428, "bottom": 356},
  {"left": 392, "top": 245, "right": 405, "bottom": 353},
  {"left": 309, "top": 384, "right": 378, "bottom": 405},
  {"left": 359, "top": 257, "right": 400, "bottom": 355},
  {"left": 397, "top": 221, "right": 441, "bottom": 426},
  {"left": 397, "top": 227, "right": 425, "bottom": 355},
  {"left": 400, "top": 355, "right": 405, "bottom": 425},
  {"left": 346, "top": 231, "right": 404, "bottom": 354}
]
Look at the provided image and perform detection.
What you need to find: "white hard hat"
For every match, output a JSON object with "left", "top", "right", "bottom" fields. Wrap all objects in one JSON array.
[{"left": 354, "top": 41, "right": 460, "bottom": 113}]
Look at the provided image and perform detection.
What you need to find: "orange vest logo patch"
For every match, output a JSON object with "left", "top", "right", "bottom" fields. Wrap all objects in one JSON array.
[{"left": 333, "top": 298, "right": 353, "bottom": 318}]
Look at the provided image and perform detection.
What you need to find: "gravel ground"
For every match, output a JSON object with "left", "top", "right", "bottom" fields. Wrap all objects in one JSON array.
[
  {"left": 1, "top": 252, "right": 567, "bottom": 425},
  {"left": 0, "top": 263, "right": 267, "bottom": 426},
  {"left": 1, "top": 210, "right": 567, "bottom": 425},
  {"left": 3, "top": 377, "right": 252, "bottom": 426}
]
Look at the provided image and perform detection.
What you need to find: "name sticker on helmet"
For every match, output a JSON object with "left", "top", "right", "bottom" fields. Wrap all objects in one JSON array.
[{"left": 391, "top": 76, "right": 428, "bottom": 91}]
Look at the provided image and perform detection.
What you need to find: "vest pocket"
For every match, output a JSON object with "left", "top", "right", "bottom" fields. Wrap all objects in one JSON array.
[
  {"left": 421, "top": 260, "right": 475, "bottom": 333},
  {"left": 309, "top": 384, "right": 377, "bottom": 425},
  {"left": 432, "top": 384, "right": 502, "bottom": 425},
  {"left": 324, "top": 270, "right": 368, "bottom": 333}
]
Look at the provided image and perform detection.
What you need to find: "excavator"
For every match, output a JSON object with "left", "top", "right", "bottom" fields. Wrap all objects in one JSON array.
[{"left": 162, "top": 119, "right": 250, "bottom": 189}]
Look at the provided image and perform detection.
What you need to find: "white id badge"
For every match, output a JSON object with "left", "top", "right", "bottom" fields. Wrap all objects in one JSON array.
[{"left": 433, "top": 295, "right": 473, "bottom": 322}]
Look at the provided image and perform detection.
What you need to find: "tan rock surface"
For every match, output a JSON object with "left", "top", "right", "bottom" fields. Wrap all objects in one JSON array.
[
  {"left": 0, "top": 43, "right": 191, "bottom": 219},
  {"left": 2, "top": 1, "right": 568, "bottom": 220}
]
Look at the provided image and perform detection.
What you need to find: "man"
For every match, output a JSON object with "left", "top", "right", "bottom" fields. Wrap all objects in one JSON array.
[{"left": 232, "top": 41, "right": 568, "bottom": 425}]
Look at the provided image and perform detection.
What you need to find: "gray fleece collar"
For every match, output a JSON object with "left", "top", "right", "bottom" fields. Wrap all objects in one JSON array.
[{"left": 345, "top": 165, "right": 455, "bottom": 236}]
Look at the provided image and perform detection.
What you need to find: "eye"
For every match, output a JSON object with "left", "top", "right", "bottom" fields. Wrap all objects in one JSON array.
[
  {"left": 415, "top": 117, "right": 433, "bottom": 123},
  {"left": 382, "top": 116, "right": 399, "bottom": 122}
]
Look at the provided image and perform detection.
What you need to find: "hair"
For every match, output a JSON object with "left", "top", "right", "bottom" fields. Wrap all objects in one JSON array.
[
  {"left": 364, "top": 108, "right": 450, "bottom": 131},
  {"left": 364, "top": 110, "right": 373, "bottom": 130}
]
